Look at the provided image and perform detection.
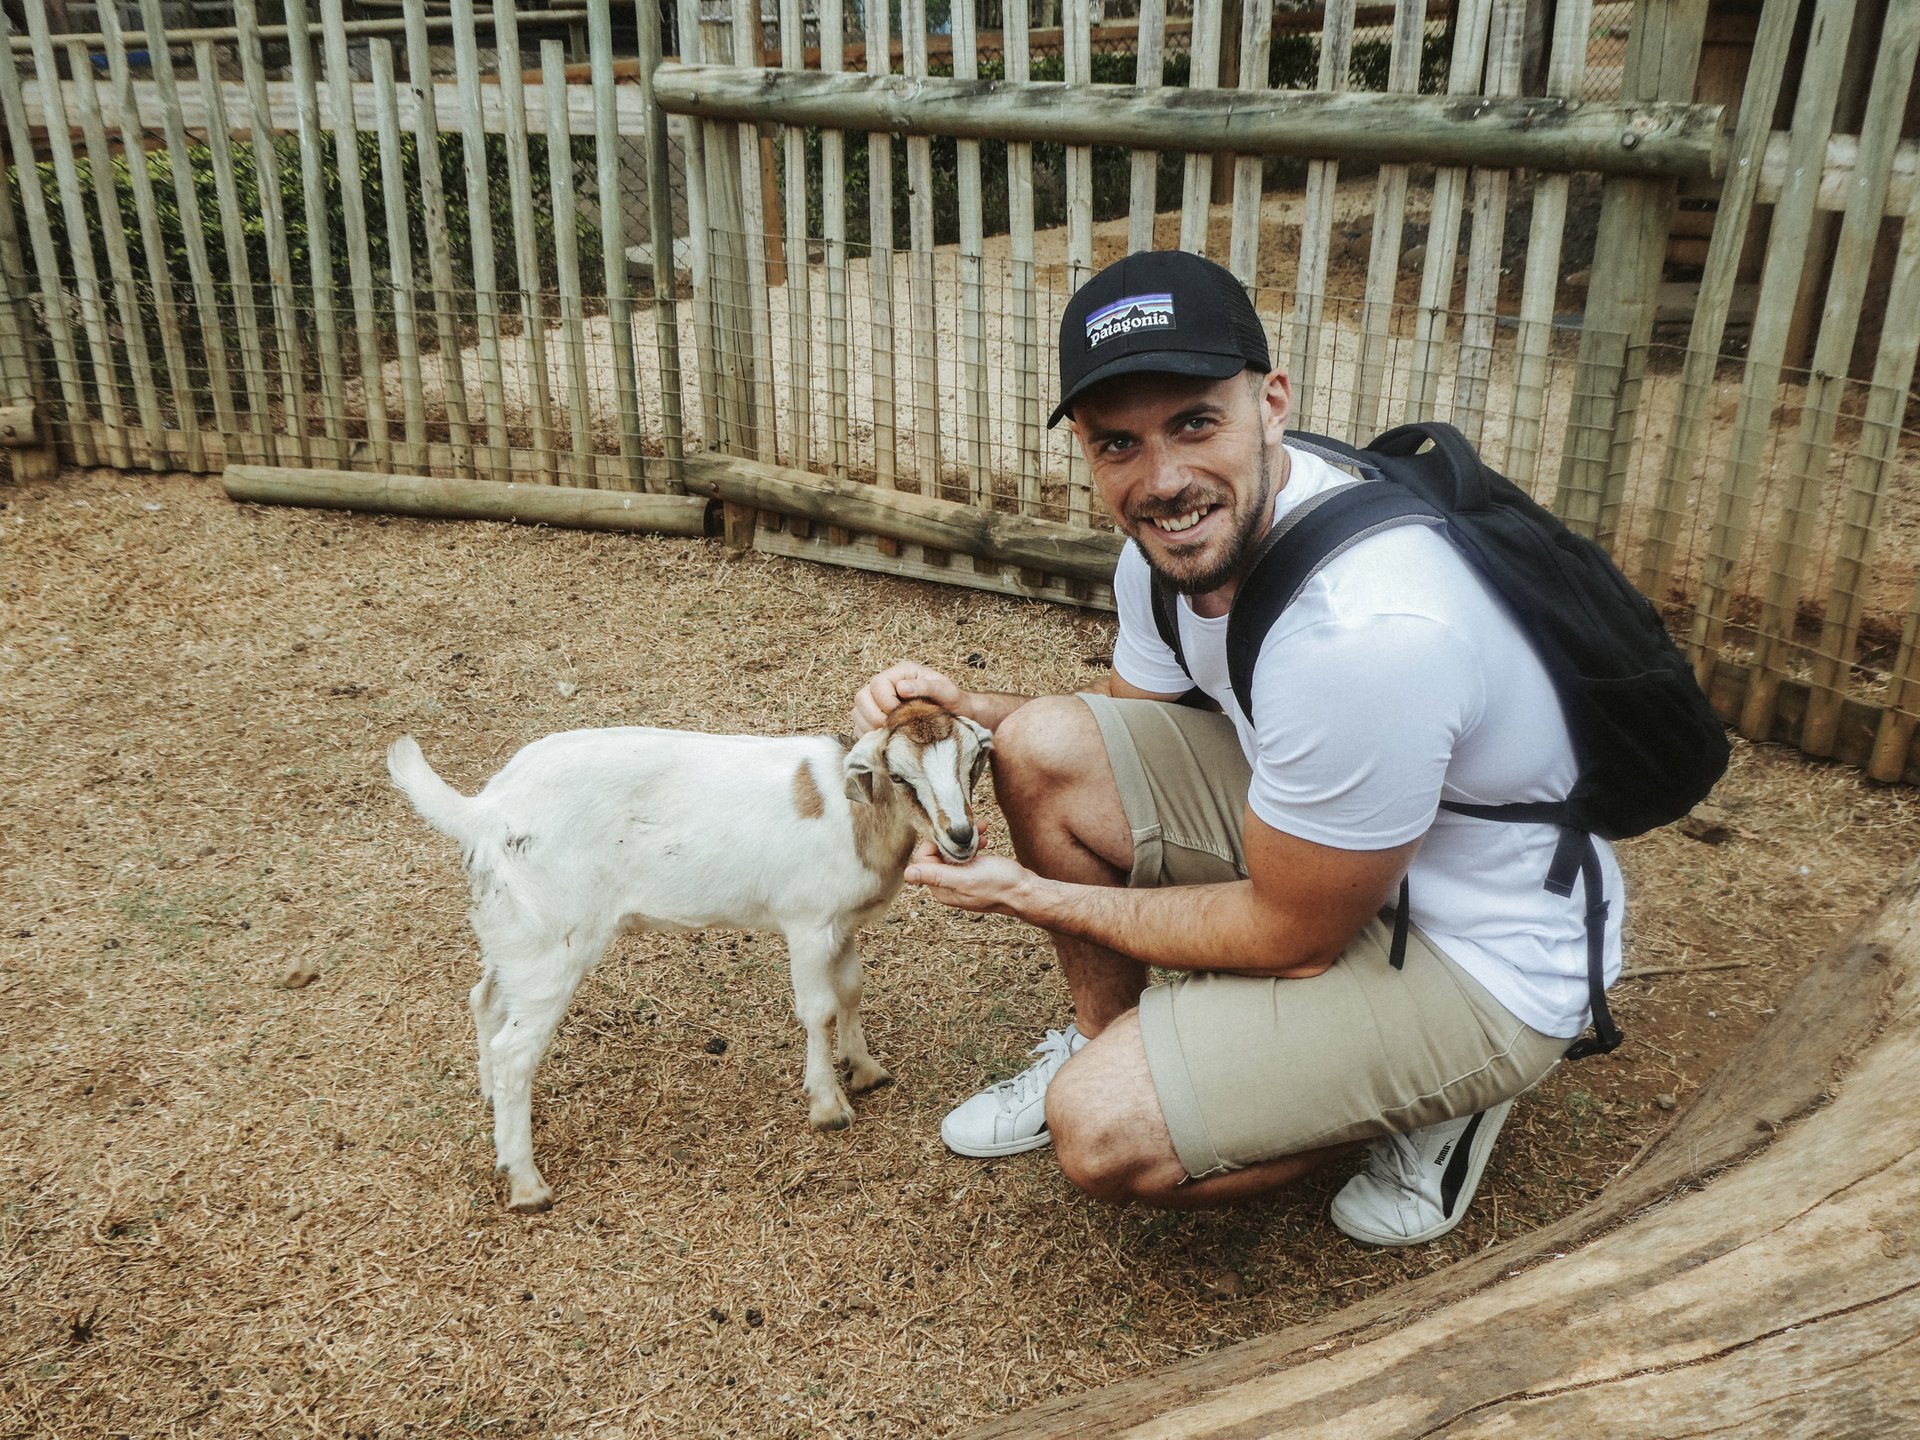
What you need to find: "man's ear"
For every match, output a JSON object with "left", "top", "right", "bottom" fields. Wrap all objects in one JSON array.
[
  {"left": 1259, "top": 366, "right": 1293, "bottom": 444},
  {"left": 843, "top": 727, "right": 890, "bottom": 804}
]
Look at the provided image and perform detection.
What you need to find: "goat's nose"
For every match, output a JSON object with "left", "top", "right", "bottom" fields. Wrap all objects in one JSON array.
[{"left": 947, "top": 822, "right": 976, "bottom": 853}]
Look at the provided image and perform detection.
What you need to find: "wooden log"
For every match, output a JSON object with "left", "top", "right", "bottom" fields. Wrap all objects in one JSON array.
[
  {"left": 1287, "top": 0, "right": 1355, "bottom": 431},
  {"left": 678, "top": 453, "right": 1124, "bottom": 583},
  {"left": 634, "top": 0, "right": 686, "bottom": 489},
  {"left": 222, "top": 464, "right": 713, "bottom": 534},
  {"left": 651, "top": 66, "right": 1727, "bottom": 179},
  {"left": 965, "top": 855, "right": 1920, "bottom": 1438},
  {"left": 1126, "top": 0, "right": 1168, "bottom": 254},
  {"left": 1177, "top": 0, "right": 1222, "bottom": 256},
  {"left": 491, "top": 0, "right": 558, "bottom": 485}
]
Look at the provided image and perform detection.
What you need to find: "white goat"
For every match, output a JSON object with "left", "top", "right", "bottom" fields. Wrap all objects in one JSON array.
[{"left": 387, "top": 700, "right": 991, "bottom": 1212}]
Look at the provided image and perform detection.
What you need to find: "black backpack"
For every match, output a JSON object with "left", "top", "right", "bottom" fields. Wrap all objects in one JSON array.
[{"left": 1148, "top": 421, "right": 1731, "bottom": 1060}]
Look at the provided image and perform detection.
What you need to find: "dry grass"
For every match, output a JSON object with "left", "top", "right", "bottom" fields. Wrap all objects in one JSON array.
[{"left": 4, "top": 464, "right": 1918, "bottom": 1439}]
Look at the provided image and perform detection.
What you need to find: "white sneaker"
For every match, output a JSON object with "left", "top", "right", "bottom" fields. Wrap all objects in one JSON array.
[
  {"left": 940, "top": 1025, "right": 1087, "bottom": 1158},
  {"left": 1330, "top": 1099, "right": 1514, "bottom": 1247}
]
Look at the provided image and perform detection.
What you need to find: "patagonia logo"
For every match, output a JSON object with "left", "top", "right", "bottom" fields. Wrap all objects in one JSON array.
[{"left": 1086, "top": 292, "right": 1175, "bottom": 348}]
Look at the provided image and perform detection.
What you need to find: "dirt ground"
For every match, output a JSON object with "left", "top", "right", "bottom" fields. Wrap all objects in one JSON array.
[{"left": 5, "top": 464, "right": 1919, "bottom": 1439}]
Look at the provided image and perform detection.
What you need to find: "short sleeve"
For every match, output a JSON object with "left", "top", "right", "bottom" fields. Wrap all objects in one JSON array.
[{"left": 1246, "top": 610, "right": 1484, "bottom": 849}]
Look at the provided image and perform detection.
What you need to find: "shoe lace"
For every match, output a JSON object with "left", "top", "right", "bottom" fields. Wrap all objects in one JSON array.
[
  {"left": 1366, "top": 1129, "right": 1425, "bottom": 1194},
  {"left": 984, "top": 1027, "right": 1078, "bottom": 1107}
]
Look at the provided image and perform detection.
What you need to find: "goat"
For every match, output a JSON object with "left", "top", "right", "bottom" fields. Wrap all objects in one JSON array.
[{"left": 386, "top": 700, "right": 992, "bottom": 1211}]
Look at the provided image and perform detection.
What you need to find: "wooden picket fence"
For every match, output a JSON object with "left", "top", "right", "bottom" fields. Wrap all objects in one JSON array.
[{"left": 2, "top": 0, "right": 1918, "bottom": 779}]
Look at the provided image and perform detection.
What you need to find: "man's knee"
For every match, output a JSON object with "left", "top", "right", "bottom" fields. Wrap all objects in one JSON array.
[
  {"left": 991, "top": 693, "right": 1101, "bottom": 790},
  {"left": 1046, "top": 1045, "right": 1169, "bottom": 1204}
]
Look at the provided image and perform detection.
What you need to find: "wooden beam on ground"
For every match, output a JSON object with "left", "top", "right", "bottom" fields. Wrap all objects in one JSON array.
[
  {"left": 965, "top": 855, "right": 1920, "bottom": 1437},
  {"left": 221, "top": 465, "right": 715, "bottom": 536},
  {"left": 679, "top": 453, "right": 1124, "bottom": 584},
  {"left": 653, "top": 65, "right": 1726, "bottom": 179}
]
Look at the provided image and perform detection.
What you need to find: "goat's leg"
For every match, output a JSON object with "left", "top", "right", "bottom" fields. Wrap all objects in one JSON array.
[
  {"left": 830, "top": 935, "right": 891, "bottom": 1094},
  {"left": 469, "top": 972, "right": 507, "bottom": 1100},
  {"left": 784, "top": 927, "right": 855, "bottom": 1130},
  {"left": 483, "top": 962, "right": 584, "bottom": 1212}
]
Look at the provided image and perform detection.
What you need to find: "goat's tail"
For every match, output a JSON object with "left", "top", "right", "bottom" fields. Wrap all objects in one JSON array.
[{"left": 386, "top": 736, "right": 479, "bottom": 843}]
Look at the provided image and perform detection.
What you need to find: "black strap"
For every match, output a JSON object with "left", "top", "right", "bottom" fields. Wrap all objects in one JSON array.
[
  {"left": 1225, "top": 483, "right": 1445, "bottom": 719},
  {"left": 1426, "top": 801, "right": 1623, "bottom": 1059}
]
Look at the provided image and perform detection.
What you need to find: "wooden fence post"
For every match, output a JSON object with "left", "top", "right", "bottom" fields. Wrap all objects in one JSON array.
[{"left": 1552, "top": 0, "right": 1711, "bottom": 544}]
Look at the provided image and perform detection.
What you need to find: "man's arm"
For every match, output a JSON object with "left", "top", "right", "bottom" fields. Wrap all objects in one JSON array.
[
  {"left": 905, "top": 808, "right": 1418, "bottom": 978},
  {"left": 851, "top": 660, "right": 1181, "bottom": 735}
]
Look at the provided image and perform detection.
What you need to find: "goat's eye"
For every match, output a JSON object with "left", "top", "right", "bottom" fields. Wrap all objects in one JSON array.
[{"left": 888, "top": 772, "right": 907, "bottom": 786}]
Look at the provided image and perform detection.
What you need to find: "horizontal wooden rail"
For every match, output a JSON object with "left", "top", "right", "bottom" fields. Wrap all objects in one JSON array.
[
  {"left": 752, "top": 5, "right": 1452, "bottom": 69},
  {"left": 222, "top": 466, "right": 714, "bottom": 536},
  {"left": 6, "top": 8, "right": 587, "bottom": 51},
  {"left": 653, "top": 67, "right": 1727, "bottom": 179},
  {"left": 680, "top": 454, "right": 1124, "bottom": 584}
]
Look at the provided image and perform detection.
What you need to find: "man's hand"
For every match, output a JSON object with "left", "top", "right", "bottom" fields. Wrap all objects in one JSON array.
[
  {"left": 903, "top": 841, "right": 1033, "bottom": 914},
  {"left": 851, "top": 661, "right": 966, "bottom": 735}
]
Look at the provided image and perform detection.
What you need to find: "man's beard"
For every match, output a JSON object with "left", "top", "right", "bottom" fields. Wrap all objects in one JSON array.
[{"left": 1135, "top": 446, "right": 1274, "bottom": 597}]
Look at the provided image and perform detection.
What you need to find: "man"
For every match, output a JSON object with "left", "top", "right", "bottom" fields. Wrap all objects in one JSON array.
[{"left": 850, "top": 250, "right": 1622, "bottom": 1244}]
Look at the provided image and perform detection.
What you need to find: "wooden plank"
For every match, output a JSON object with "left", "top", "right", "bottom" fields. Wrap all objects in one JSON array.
[
  {"left": 0, "top": 8, "right": 91, "bottom": 464},
  {"left": 101, "top": 4, "right": 202, "bottom": 470},
  {"left": 1738, "top": 3, "right": 1918, "bottom": 743},
  {"left": 402, "top": 1, "right": 473, "bottom": 477},
  {"left": 677, "top": 452, "right": 1124, "bottom": 581},
  {"left": 1346, "top": 0, "right": 1429, "bottom": 437},
  {"left": 780, "top": 0, "right": 814, "bottom": 473},
  {"left": 541, "top": 40, "right": 594, "bottom": 489},
  {"left": 1687, "top": 0, "right": 1857, "bottom": 686},
  {"left": 239, "top": 0, "right": 311, "bottom": 468},
  {"left": 316, "top": 0, "right": 391, "bottom": 471},
  {"left": 1405, "top": 0, "right": 1495, "bottom": 420},
  {"left": 450, "top": 0, "right": 513, "bottom": 483},
  {"left": 1005, "top": 0, "right": 1044, "bottom": 519},
  {"left": 491, "top": 0, "right": 558, "bottom": 483},
  {"left": 195, "top": 40, "right": 275, "bottom": 466},
  {"left": 0, "top": 82, "right": 41, "bottom": 429},
  {"left": 1226, "top": 0, "right": 1274, "bottom": 285},
  {"left": 1128, "top": 0, "right": 1169, "bottom": 254},
  {"left": 652, "top": 67, "right": 1726, "bottom": 178},
  {"left": 1064, "top": 0, "right": 1094, "bottom": 533},
  {"left": 731, "top": 0, "right": 778, "bottom": 467},
  {"left": 865, "top": 0, "right": 898, "bottom": 497},
  {"left": 66, "top": 37, "right": 166, "bottom": 462},
  {"left": 223, "top": 463, "right": 710, "bottom": 534},
  {"left": 817, "top": 0, "right": 852, "bottom": 478},
  {"left": 14, "top": 72, "right": 649, "bottom": 144},
  {"left": 1288, "top": 0, "right": 1356, "bottom": 431},
  {"left": 1503, "top": 0, "right": 1595, "bottom": 488},
  {"left": 25, "top": 9, "right": 128, "bottom": 467},
  {"left": 1451, "top": 0, "right": 1526, "bottom": 444},
  {"left": 286, "top": 0, "right": 351, "bottom": 466},
  {"left": 632, "top": 0, "right": 685, "bottom": 489},
  {"left": 138, "top": 0, "right": 243, "bottom": 462},
  {"left": 1552, "top": 0, "right": 1711, "bottom": 542},
  {"left": 1633, "top": 0, "right": 1801, "bottom": 597},
  {"left": 953, "top": 0, "right": 991, "bottom": 512},
  {"left": 1869, "top": 562, "right": 1920, "bottom": 783},
  {"left": 1178, "top": 0, "right": 1224, "bottom": 256},
  {"left": 368, "top": 40, "right": 428, "bottom": 472},
  {"left": 698, "top": 18, "right": 758, "bottom": 470},
  {"left": 675, "top": 0, "right": 721, "bottom": 453},
  {"left": 902, "top": 0, "right": 943, "bottom": 499},
  {"left": 751, "top": 523, "right": 1115, "bottom": 610}
]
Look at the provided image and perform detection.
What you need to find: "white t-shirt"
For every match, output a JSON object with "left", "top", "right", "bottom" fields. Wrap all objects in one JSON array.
[{"left": 1110, "top": 442, "right": 1624, "bottom": 1039}]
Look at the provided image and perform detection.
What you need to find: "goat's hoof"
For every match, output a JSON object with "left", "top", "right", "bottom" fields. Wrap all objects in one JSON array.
[
  {"left": 505, "top": 1176, "right": 554, "bottom": 1213},
  {"left": 846, "top": 1062, "right": 894, "bottom": 1094},
  {"left": 808, "top": 1096, "right": 855, "bottom": 1131}
]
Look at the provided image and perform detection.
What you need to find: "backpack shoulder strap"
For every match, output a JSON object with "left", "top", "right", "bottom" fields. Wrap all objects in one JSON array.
[
  {"left": 1225, "top": 480, "right": 1445, "bottom": 719},
  {"left": 1148, "top": 570, "right": 1187, "bottom": 678}
]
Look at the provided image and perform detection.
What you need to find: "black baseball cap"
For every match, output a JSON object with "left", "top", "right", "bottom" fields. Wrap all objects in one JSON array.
[{"left": 1050, "top": 250, "right": 1271, "bottom": 427}]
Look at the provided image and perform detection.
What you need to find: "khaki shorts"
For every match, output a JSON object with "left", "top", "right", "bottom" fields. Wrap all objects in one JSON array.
[{"left": 1082, "top": 694, "right": 1567, "bottom": 1180}]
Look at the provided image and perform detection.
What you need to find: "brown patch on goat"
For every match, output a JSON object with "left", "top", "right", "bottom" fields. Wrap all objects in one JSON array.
[
  {"left": 884, "top": 698, "right": 958, "bottom": 745},
  {"left": 791, "top": 760, "right": 826, "bottom": 820}
]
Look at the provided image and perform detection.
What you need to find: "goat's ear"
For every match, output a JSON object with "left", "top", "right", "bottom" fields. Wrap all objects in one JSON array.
[
  {"left": 843, "top": 727, "right": 889, "bottom": 805},
  {"left": 959, "top": 715, "right": 993, "bottom": 752}
]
